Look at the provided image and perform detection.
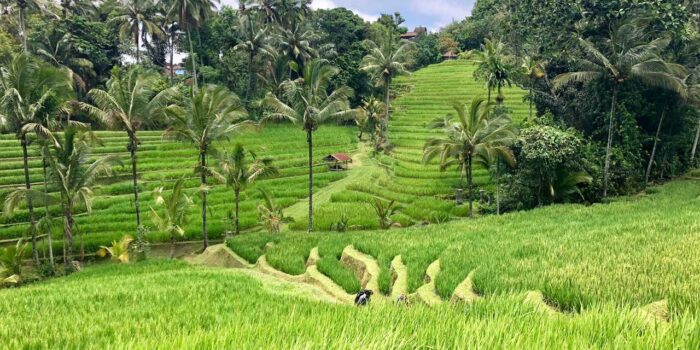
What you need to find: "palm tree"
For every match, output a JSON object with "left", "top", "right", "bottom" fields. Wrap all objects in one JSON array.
[
  {"left": 0, "top": 54, "right": 72, "bottom": 265},
  {"left": 553, "top": 22, "right": 687, "bottom": 196},
  {"left": 33, "top": 31, "right": 95, "bottom": 92},
  {"left": 4, "top": 128, "right": 120, "bottom": 271},
  {"left": 167, "top": 0, "right": 216, "bottom": 89},
  {"left": 423, "top": 97, "right": 517, "bottom": 218},
  {"left": 472, "top": 38, "right": 513, "bottom": 104},
  {"left": 208, "top": 143, "right": 278, "bottom": 236},
  {"left": 234, "top": 14, "right": 271, "bottom": 100},
  {"left": 689, "top": 81, "right": 700, "bottom": 161},
  {"left": 163, "top": 84, "right": 249, "bottom": 249},
  {"left": 150, "top": 178, "right": 193, "bottom": 258},
  {"left": 81, "top": 68, "right": 174, "bottom": 243},
  {"left": 520, "top": 55, "right": 545, "bottom": 120},
  {"left": 276, "top": 22, "right": 318, "bottom": 73},
  {"left": 13, "top": 0, "right": 56, "bottom": 52},
  {"left": 111, "top": 0, "right": 165, "bottom": 64},
  {"left": 264, "top": 59, "right": 357, "bottom": 232},
  {"left": 361, "top": 33, "right": 412, "bottom": 122},
  {"left": 357, "top": 97, "right": 387, "bottom": 147},
  {"left": 256, "top": 188, "right": 289, "bottom": 234}
]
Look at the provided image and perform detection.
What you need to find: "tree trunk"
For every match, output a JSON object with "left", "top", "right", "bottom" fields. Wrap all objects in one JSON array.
[
  {"left": 645, "top": 109, "right": 666, "bottom": 186},
  {"left": 18, "top": 4, "right": 27, "bottom": 52},
  {"left": 128, "top": 136, "right": 142, "bottom": 241},
  {"left": 169, "top": 37, "right": 175, "bottom": 85},
  {"left": 385, "top": 76, "right": 391, "bottom": 120},
  {"left": 234, "top": 188, "right": 240, "bottom": 236},
  {"left": 529, "top": 86, "right": 533, "bottom": 120},
  {"left": 170, "top": 235, "right": 176, "bottom": 259},
  {"left": 42, "top": 155, "right": 55, "bottom": 272},
  {"left": 247, "top": 52, "right": 256, "bottom": 100},
  {"left": 187, "top": 29, "right": 198, "bottom": 90},
  {"left": 63, "top": 203, "right": 74, "bottom": 271},
  {"left": 307, "top": 130, "right": 313, "bottom": 233},
  {"left": 467, "top": 155, "right": 473, "bottom": 219},
  {"left": 21, "top": 135, "right": 39, "bottom": 265},
  {"left": 603, "top": 88, "right": 617, "bottom": 198},
  {"left": 200, "top": 150, "right": 208, "bottom": 249},
  {"left": 691, "top": 116, "right": 700, "bottom": 161},
  {"left": 134, "top": 27, "right": 140, "bottom": 64}
]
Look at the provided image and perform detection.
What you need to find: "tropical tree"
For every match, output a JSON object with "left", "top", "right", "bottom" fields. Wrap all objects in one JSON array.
[
  {"left": 356, "top": 97, "right": 387, "bottom": 148},
  {"left": 264, "top": 59, "right": 357, "bottom": 232},
  {"left": 553, "top": 21, "right": 687, "bottom": 196},
  {"left": 12, "top": 0, "right": 56, "bottom": 52},
  {"left": 234, "top": 13, "right": 271, "bottom": 100},
  {"left": 0, "top": 54, "right": 72, "bottom": 265},
  {"left": 150, "top": 178, "right": 193, "bottom": 258},
  {"left": 256, "top": 188, "right": 289, "bottom": 234},
  {"left": 81, "top": 67, "right": 174, "bottom": 243},
  {"left": 520, "top": 55, "right": 545, "bottom": 119},
  {"left": 689, "top": 81, "right": 700, "bottom": 160},
  {"left": 371, "top": 198, "right": 400, "bottom": 229},
  {"left": 276, "top": 22, "right": 318, "bottom": 72},
  {"left": 423, "top": 97, "right": 517, "bottom": 218},
  {"left": 471, "top": 38, "right": 513, "bottom": 104},
  {"left": 111, "top": 0, "right": 165, "bottom": 64},
  {"left": 4, "top": 128, "right": 120, "bottom": 271},
  {"left": 208, "top": 143, "right": 278, "bottom": 236},
  {"left": 34, "top": 31, "right": 95, "bottom": 92},
  {"left": 167, "top": 0, "right": 216, "bottom": 88},
  {"left": 361, "top": 33, "right": 412, "bottom": 122},
  {"left": 163, "top": 84, "right": 248, "bottom": 248}
]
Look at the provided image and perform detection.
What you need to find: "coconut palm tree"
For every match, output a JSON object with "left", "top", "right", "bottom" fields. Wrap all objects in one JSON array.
[
  {"left": 4, "top": 127, "right": 120, "bottom": 271},
  {"left": 256, "top": 188, "right": 289, "bottom": 234},
  {"left": 423, "top": 97, "right": 517, "bottom": 218},
  {"left": 167, "top": 0, "right": 216, "bottom": 89},
  {"left": 150, "top": 177, "right": 193, "bottom": 258},
  {"left": 689, "top": 81, "right": 700, "bottom": 161},
  {"left": 81, "top": 68, "right": 174, "bottom": 243},
  {"left": 162, "top": 84, "right": 249, "bottom": 248},
  {"left": 13, "top": 0, "right": 56, "bottom": 52},
  {"left": 472, "top": 38, "right": 513, "bottom": 104},
  {"left": 520, "top": 55, "right": 545, "bottom": 120},
  {"left": 33, "top": 31, "right": 95, "bottom": 92},
  {"left": 208, "top": 143, "right": 278, "bottom": 236},
  {"left": 111, "top": 0, "right": 165, "bottom": 64},
  {"left": 553, "top": 22, "right": 687, "bottom": 196},
  {"left": 0, "top": 54, "right": 72, "bottom": 265},
  {"left": 276, "top": 22, "right": 318, "bottom": 73},
  {"left": 361, "top": 33, "right": 412, "bottom": 122},
  {"left": 357, "top": 97, "right": 387, "bottom": 148},
  {"left": 263, "top": 59, "right": 357, "bottom": 232},
  {"left": 234, "top": 14, "right": 271, "bottom": 100}
]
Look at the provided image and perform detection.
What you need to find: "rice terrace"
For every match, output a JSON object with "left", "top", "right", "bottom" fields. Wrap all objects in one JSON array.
[{"left": 1, "top": 0, "right": 700, "bottom": 349}]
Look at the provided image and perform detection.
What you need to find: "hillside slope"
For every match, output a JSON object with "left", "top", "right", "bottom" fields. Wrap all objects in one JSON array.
[{"left": 301, "top": 60, "right": 528, "bottom": 230}]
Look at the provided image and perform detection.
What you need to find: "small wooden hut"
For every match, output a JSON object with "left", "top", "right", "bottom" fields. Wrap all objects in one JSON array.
[{"left": 324, "top": 153, "right": 352, "bottom": 171}]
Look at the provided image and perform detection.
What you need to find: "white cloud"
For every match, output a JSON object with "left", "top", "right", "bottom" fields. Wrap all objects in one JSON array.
[
  {"left": 408, "top": 0, "right": 471, "bottom": 31},
  {"left": 311, "top": 0, "right": 378, "bottom": 22}
]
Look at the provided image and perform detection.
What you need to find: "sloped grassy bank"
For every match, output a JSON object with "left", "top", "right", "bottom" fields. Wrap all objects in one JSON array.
[{"left": 229, "top": 178, "right": 700, "bottom": 314}]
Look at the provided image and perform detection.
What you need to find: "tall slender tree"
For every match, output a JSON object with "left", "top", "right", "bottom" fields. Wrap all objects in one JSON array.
[
  {"left": 520, "top": 55, "right": 545, "bottom": 120},
  {"left": 163, "top": 85, "right": 249, "bottom": 249},
  {"left": 361, "top": 32, "right": 412, "bottom": 122},
  {"left": 150, "top": 178, "right": 193, "bottom": 258},
  {"left": 234, "top": 14, "right": 270, "bottom": 100},
  {"left": 554, "top": 22, "right": 687, "bottom": 196},
  {"left": 112, "top": 0, "right": 165, "bottom": 64},
  {"left": 81, "top": 68, "right": 174, "bottom": 244},
  {"left": 423, "top": 97, "right": 517, "bottom": 218},
  {"left": 0, "top": 54, "right": 72, "bottom": 265},
  {"left": 472, "top": 38, "right": 513, "bottom": 104},
  {"left": 264, "top": 59, "right": 357, "bottom": 232},
  {"left": 167, "top": 0, "right": 217, "bottom": 89}
]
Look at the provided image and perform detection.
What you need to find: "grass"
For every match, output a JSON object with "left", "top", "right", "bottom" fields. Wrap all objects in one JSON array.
[
  {"left": 1, "top": 260, "right": 700, "bottom": 349},
  {"left": 306, "top": 60, "right": 528, "bottom": 230},
  {"left": 229, "top": 178, "right": 700, "bottom": 315},
  {"left": 0, "top": 124, "right": 357, "bottom": 251}
]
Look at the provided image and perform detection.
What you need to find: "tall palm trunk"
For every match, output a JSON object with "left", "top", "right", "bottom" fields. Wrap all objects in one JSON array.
[
  {"left": 200, "top": 150, "right": 208, "bottom": 249},
  {"left": 247, "top": 51, "right": 256, "bottom": 100},
  {"left": 307, "top": 129, "right": 313, "bottom": 233},
  {"left": 603, "top": 88, "right": 617, "bottom": 197},
  {"left": 128, "top": 136, "right": 142, "bottom": 240},
  {"left": 691, "top": 117, "right": 700, "bottom": 161},
  {"left": 169, "top": 37, "right": 175, "bottom": 85},
  {"left": 645, "top": 109, "right": 666, "bottom": 186},
  {"left": 528, "top": 84, "right": 533, "bottom": 120},
  {"left": 170, "top": 235, "right": 176, "bottom": 259},
  {"left": 234, "top": 188, "right": 240, "bottom": 236},
  {"left": 467, "top": 155, "right": 473, "bottom": 219},
  {"left": 21, "top": 135, "right": 39, "bottom": 265},
  {"left": 385, "top": 76, "right": 391, "bottom": 120},
  {"left": 42, "top": 154, "right": 55, "bottom": 272},
  {"left": 63, "top": 202, "right": 74, "bottom": 271},
  {"left": 18, "top": 2, "right": 27, "bottom": 52},
  {"left": 187, "top": 29, "right": 198, "bottom": 90},
  {"left": 134, "top": 28, "right": 140, "bottom": 64}
]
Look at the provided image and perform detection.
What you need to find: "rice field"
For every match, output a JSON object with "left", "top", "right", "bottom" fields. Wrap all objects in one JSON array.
[
  {"left": 304, "top": 60, "right": 529, "bottom": 230},
  {"left": 229, "top": 178, "right": 700, "bottom": 315},
  {"left": 0, "top": 124, "right": 357, "bottom": 251}
]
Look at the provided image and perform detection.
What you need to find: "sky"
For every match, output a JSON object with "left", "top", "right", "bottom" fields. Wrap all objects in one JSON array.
[{"left": 222, "top": 0, "right": 477, "bottom": 32}]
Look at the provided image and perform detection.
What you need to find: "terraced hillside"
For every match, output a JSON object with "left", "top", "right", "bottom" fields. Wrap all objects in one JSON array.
[
  {"left": 302, "top": 60, "right": 528, "bottom": 230},
  {"left": 0, "top": 125, "right": 357, "bottom": 250}
]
